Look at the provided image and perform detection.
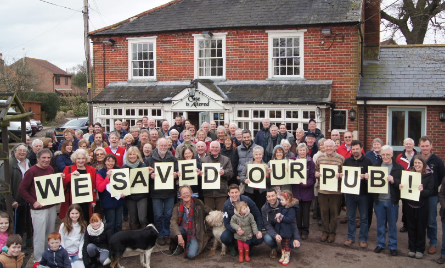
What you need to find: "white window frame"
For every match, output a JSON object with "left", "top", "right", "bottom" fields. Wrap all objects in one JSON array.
[
  {"left": 387, "top": 107, "right": 426, "bottom": 152},
  {"left": 127, "top": 37, "right": 157, "bottom": 80},
  {"left": 193, "top": 33, "right": 227, "bottom": 79},
  {"left": 267, "top": 30, "right": 306, "bottom": 79}
]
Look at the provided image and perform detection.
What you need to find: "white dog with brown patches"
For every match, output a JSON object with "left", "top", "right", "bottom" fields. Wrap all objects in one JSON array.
[{"left": 205, "top": 210, "right": 227, "bottom": 256}]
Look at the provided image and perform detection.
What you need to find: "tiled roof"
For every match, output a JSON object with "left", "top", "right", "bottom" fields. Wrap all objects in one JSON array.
[
  {"left": 358, "top": 45, "right": 445, "bottom": 99},
  {"left": 92, "top": 80, "right": 332, "bottom": 104},
  {"left": 91, "top": 0, "right": 363, "bottom": 36},
  {"left": 25, "top": 58, "right": 70, "bottom": 76}
]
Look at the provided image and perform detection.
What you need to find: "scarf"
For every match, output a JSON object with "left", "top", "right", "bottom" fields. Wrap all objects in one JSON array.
[
  {"left": 87, "top": 222, "right": 104, "bottom": 236},
  {"left": 125, "top": 160, "right": 140, "bottom": 169},
  {"left": 177, "top": 198, "right": 196, "bottom": 255}
]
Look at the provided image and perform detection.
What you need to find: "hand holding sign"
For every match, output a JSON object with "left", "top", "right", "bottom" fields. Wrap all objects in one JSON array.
[
  {"left": 400, "top": 170, "right": 421, "bottom": 201},
  {"left": 178, "top": 160, "right": 198, "bottom": 186},
  {"left": 34, "top": 173, "right": 65, "bottom": 206},
  {"left": 247, "top": 164, "right": 267, "bottom": 189},
  {"left": 154, "top": 162, "right": 175, "bottom": 190},
  {"left": 368, "top": 167, "right": 389, "bottom": 194},
  {"left": 320, "top": 164, "right": 339, "bottom": 192},
  {"left": 71, "top": 173, "right": 93, "bottom": 204},
  {"left": 110, "top": 169, "right": 131, "bottom": 197},
  {"left": 201, "top": 163, "right": 220, "bottom": 189}
]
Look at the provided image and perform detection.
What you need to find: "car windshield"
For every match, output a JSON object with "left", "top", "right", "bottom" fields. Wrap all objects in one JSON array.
[{"left": 64, "top": 119, "right": 87, "bottom": 127}]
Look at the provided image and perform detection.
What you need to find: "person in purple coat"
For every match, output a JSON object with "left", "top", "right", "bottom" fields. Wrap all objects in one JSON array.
[{"left": 291, "top": 143, "right": 315, "bottom": 241}]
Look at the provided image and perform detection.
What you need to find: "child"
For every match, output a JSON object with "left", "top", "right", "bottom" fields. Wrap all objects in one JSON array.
[
  {"left": 275, "top": 190, "right": 300, "bottom": 266},
  {"left": 39, "top": 232, "right": 71, "bottom": 268},
  {"left": 82, "top": 213, "right": 112, "bottom": 267},
  {"left": 59, "top": 204, "right": 87, "bottom": 268},
  {"left": 0, "top": 212, "right": 12, "bottom": 249},
  {"left": 230, "top": 201, "right": 262, "bottom": 263},
  {"left": 0, "top": 234, "right": 25, "bottom": 268}
]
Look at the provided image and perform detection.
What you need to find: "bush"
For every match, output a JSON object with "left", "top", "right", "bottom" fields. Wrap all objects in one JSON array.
[
  {"left": 73, "top": 103, "right": 88, "bottom": 116},
  {"left": 19, "top": 92, "right": 60, "bottom": 121},
  {"left": 54, "top": 111, "right": 66, "bottom": 124},
  {"left": 60, "top": 106, "right": 70, "bottom": 113}
]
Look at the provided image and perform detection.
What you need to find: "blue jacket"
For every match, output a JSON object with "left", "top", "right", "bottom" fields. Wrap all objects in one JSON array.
[
  {"left": 274, "top": 201, "right": 299, "bottom": 239},
  {"left": 223, "top": 195, "right": 262, "bottom": 233},
  {"left": 58, "top": 138, "right": 80, "bottom": 151},
  {"left": 39, "top": 246, "right": 71, "bottom": 268},
  {"left": 56, "top": 153, "right": 73, "bottom": 173},
  {"left": 97, "top": 167, "right": 125, "bottom": 210},
  {"left": 261, "top": 199, "right": 301, "bottom": 241}
]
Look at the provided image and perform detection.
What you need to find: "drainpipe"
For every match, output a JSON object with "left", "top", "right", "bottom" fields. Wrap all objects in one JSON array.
[
  {"left": 358, "top": 26, "right": 364, "bottom": 77},
  {"left": 364, "top": 99, "right": 368, "bottom": 150}
]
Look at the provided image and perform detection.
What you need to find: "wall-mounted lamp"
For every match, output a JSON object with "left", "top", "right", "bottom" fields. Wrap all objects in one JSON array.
[
  {"left": 440, "top": 109, "right": 445, "bottom": 122},
  {"left": 349, "top": 108, "right": 356, "bottom": 121},
  {"left": 322, "top": 28, "right": 332, "bottom": 37},
  {"left": 186, "top": 80, "right": 197, "bottom": 97},
  {"left": 102, "top": 38, "right": 115, "bottom": 46},
  {"left": 201, "top": 31, "right": 213, "bottom": 38}
]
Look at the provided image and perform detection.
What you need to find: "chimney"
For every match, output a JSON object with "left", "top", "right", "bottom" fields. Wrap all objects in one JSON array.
[{"left": 364, "top": 0, "right": 380, "bottom": 60}]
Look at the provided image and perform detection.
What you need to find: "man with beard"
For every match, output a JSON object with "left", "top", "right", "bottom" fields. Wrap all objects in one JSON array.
[
  {"left": 254, "top": 118, "right": 271, "bottom": 150},
  {"left": 91, "top": 132, "right": 108, "bottom": 150},
  {"left": 264, "top": 125, "right": 280, "bottom": 162},
  {"left": 234, "top": 130, "right": 256, "bottom": 183},
  {"left": 88, "top": 122, "right": 109, "bottom": 145}
]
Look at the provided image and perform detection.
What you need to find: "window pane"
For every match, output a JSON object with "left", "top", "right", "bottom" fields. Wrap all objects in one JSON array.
[
  {"left": 408, "top": 111, "right": 422, "bottom": 145},
  {"left": 391, "top": 111, "right": 405, "bottom": 146}
]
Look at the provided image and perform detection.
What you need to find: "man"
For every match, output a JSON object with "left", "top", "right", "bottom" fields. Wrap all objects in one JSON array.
[
  {"left": 137, "top": 129, "right": 150, "bottom": 147},
  {"left": 264, "top": 125, "right": 280, "bottom": 162},
  {"left": 414, "top": 136, "right": 445, "bottom": 254},
  {"left": 365, "top": 138, "right": 384, "bottom": 165},
  {"left": 91, "top": 132, "right": 108, "bottom": 150},
  {"left": 210, "top": 121, "right": 217, "bottom": 133},
  {"left": 19, "top": 149, "right": 58, "bottom": 263},
  {"left": 105, "top": 132, "right": 125, "bottom": 167},
  {"left": 343, "top": 140, "right": 373, "bottom": 249},
  {"left": 315, "top": 139, "right": 344, "bottom": 243},
  {"left": 161, "top": 121, "right": 170, "bottom": 137},
  {"left": 136, "top": 120, "right": 143, "bottom": 129},
  {"left": 112, "top": 120, "right": 128, "bottom": 139},
  {"left": 148, "top": 118, "right": 163, "bottom": 137},
  {"left": 169, "top": 129, "right": 181, "bottom": 149},
  {"left": 262, "top": 188, "right": 301, "bottom": 258},
  {"left": 25, "top": 135, "right": 32, "bottom": 152},
  {"left": 130, "top": 126, "right": 140, "bottom": 146},
  {"left": 200, "top": 141, "right": 233, "bottom": 210},
  {"left": 278, "top": 124, "right": 294, "bottom": 144},
  {"left": 88, "top": 122, "right": 108, "bottom": 145},
  {"left": 0, "top": 144, "right": 30, "bottom": 238},
  {"left": 169, "top": 116, "right": 184, "bottom": 134},
  {"left": 175, "top": 130, "right": 196, "bottom": 159},
  {"left": 373, "top": 145, "right": 403, "bottom": 256},
  {"left": 142, "top": 116, "right": 149, "bottom": 129},
  {"left": 145, "top": 138, "right": 179, "bottom": 245},
  {"left": 221, "top": 184, "right": 263, "bottom": 256},
  {"left": 331, "top": 129, "right": 340, "bottom": 141},
  {"left": 254, "top": 118, "right": 270, "bottom": 149},
  {"left": 28, "top": 139, "right": 43, "bottom": 166},
  {"left": 195, "top": 141, "right": 207, "bottom": 160},
  {"left": 150, "top": 129, "right": 159, "bottom": 144},
  {"left": 58, "top": 128, "right": 79, "bottom": 151},
  {"left": 228, "top": 123, "right": 237, "bottom": 138},
  {"left": 337, "top": 131, "right": 355, "bottom": 159},
  {"left": 201, "top": 122, "right": 217, "bottom": 141},
  {"left": 290, "top": 128, "right": 305, "bottom": 154},
  {"left": 304, "top": 133, "right": 318, "bottom": 158},
  {"left": 305, "top": 118, "right": 324, "bottom": 143},
  {"left": 234, "top": 130, "right": 256, "bottom": 182}
]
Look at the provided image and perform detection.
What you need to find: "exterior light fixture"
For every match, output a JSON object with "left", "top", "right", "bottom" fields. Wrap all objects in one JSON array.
[
  {"left": 186, "top": 80, "right": 197, "bottom": 98},
  {"left": 440, "top": 109, "right": 445, "bottom": 122},
  {"left": 201, "top": 31, "right": 213, "bottom": 38},
  {"left": 349, "top": 108, "right": 356, "bottom": 121},
  {"left": 102, "top": 38, "right": 115, "bottom": 45},
  {"left": 322, "top": 28, "right": 332, "bottom": 37}
]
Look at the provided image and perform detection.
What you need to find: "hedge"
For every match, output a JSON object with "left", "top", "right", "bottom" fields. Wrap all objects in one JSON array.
[{"left": 19, "top": 92, "right": 60, "bottom": 121}]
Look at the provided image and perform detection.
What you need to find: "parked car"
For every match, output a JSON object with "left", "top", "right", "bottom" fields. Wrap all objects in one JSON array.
[
  {"left": 30, "top": 119, "right": 43, "bottom": 136},
  {"left": 54, "top": 117, "right": 89, "bottom": 142},
  {"left": 0, "top": 106, "right": 32, "bottom": 141}
]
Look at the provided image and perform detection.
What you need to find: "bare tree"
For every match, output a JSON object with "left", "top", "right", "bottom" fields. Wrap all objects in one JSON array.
[
  {"left": 0, "top": 57, "right": 39, "bottom": 95},
  {"left": 381, "top": 0, "right": 445, "bottom": 44}
]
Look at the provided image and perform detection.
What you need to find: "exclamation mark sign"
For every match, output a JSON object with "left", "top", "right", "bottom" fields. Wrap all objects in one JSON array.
[{"left": 408, "top": 175, "right": 413, "bottom": 193}]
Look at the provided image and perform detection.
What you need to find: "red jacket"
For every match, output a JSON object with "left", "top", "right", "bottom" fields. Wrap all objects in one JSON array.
[
  {"left": 105, "top": 146, "right": 126, "bottom": 167},
  {"left": 336, "top": 143, "right": 364, "bottom": 159},
  {"left": 59, "top": 164, "right": 97, "bottom": 219}
]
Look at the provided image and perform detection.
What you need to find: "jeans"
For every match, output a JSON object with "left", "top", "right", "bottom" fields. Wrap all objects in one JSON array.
[
  {"left": 346, "top": 194, "right": 369, "bottom": 242},
  {"left": 374, "top": 200, "right": 398, "bottom": 250},
  {"left": 152, "top": 197, "right": 174, "bottom": 238},
  {"left": 220, "top": 229, "right": 263, "bottom": 247},
  {"left": 427, "top": 195, "right": 438, "bottom": 247},
  {"left": 104, "top": 205, "right": 123, "bottom": 235},
  {"left": 441, "top": 221, "right": 445, "bottom": 256},
  {"left": 86, "top": 243, "right": 110, "bottom": 265},
  {"left": 263, "top": 233, "right": 300, "bottom": 250},
  {"left": 180, "top": 226, "right": 199, "bottom": 258}
]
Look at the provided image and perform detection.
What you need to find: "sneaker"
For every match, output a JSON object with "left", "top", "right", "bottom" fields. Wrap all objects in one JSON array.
[
  {"left": 436, "top": 255, "right": 445, "bottom": 264},
  {"left": 408, "top": 251, "right": 415, "bottom": 258},
  {"left": 415, "top": 252, "right": 423, "bottom": 259},
  {"left": 344, "top": 240, "right": 354, "bottom": 247}
]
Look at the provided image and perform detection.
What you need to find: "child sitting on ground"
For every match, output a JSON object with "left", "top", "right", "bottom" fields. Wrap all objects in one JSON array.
[
  {"left": 230, "top": 201, "right": 262, "bottom": 263},
  {"left": 0, "top": 234, "right": 25, "bottom": 268},
  {"left": 38, "top": 232, "right": 71, "bottom": 268},
  {"left": 82, "top": 213, "right": 112, "bottom": 267},
  {"left": 275, "top": 190, "right": 300, "bottom": 266}
]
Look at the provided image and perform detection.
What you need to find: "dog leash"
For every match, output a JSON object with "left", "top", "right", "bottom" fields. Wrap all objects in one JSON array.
[{"left": 155, "top": 243, "right": 180, "bottom": 256}]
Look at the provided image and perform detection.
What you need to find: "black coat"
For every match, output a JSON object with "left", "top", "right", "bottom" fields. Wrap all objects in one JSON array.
[{"left": 373, "top": 160, "right": 403, "bottom": 205}]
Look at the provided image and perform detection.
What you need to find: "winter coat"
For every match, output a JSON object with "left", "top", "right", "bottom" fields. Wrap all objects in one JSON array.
[
  {"left": 395, "top": 149, "right": 417, "bottom": 170},
  {"left": 200, "top": 154, "right": 233, "bottom": 198},
  {"left": 56, "top": 152, "right": 74, "bottom": 173},
  {"left": 96, "top": 167, "right": 125, "bottom": 210},
  {"left": 304, "top": 128, "right": 324, "bottom": 143},
  {"left": 0, "top": 156, "right": 29, "bottom": 205},
  {"left": 223, "top": 195, "right": 263, "bottom": 233},
  {"left": 39, "top": 246, "right": 71, "bottom": 268},
  {"left": 278, "top": 131, "right": 295, "bottom": 145},
  {"left": 122, "top": 162, "right": 149, "bottom": 201},
  {"left": 0, "top": 251, "right": 25, "bottom": 268},
  {"left": 145, "top": 148, "right": 178, "bottom": 199},
  {"left": 58, "top": 138, "right": 80, "bottom": 151},
  {"left": 261, "top": 199, "right": 301, "bottom": 241},
  {"left": 274, "top": 200, "right": 299, "bottom": 239},
  {"left": 291, "top": 156, "right": 316, "bottom": 202},
  {"left": 230, "top": 207, "right": 258, "bottom": 242},
  {"left": 405, "top": 172, "right": 433, "bottom": 207},
  {"left": 365, "top": 150, "right": 382, "bottom": 165},
  {"left": 410, "top": 153, "right": 445, "bottom": 195},
  {"left": 373, "top": 160, "right": 403, "bottom": 205},
  {"left": 234, "top": 142, "right": 256, "bottom": 178},
  {"left": 169, "top": 198, "right": 211, "bottom": 259},
  {"left": 221, "top": 146, "right": 238, "bottom": 181},
  {"left": 254, "top": 128, "right": 270, "bottom": 149},
  {"left": 82, "top": 225, "right": 112, "bottom": 267},
  {"left": 438, "top": 175, "right": 445, "bottom": 220}
]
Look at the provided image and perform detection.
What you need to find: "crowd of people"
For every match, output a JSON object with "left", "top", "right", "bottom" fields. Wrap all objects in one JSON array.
[{"left": 1, "top": 115, "right": 445, "bottom": 267}]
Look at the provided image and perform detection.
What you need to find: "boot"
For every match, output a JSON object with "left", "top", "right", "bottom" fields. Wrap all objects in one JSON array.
[
  {"left": 279, "top": 249, "right": 285, "bottom": 263},
  {"left": 282, "top": 251, "right": 290, "bottom": 266},
  {"left": 245, "top": 249, "right": 250, "bottom": 262},
  {"left": 238, "top": 249, "right": 244, "bottom": 262}
]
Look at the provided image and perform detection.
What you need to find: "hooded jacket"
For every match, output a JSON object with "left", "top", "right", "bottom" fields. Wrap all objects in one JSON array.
[
  {"left": 39, "top": 245, "right": 71, "bottom": 268},
  {"left": 230, "top": 206, "right": 259, "bottom": 242},
  {"left": 395, "top": 149, "right": 417, "bottom": 170},
  {"left": 145, "top": 148, "right": 179, "bottom": 199},
  {"left": 234, "top": 141, "right": 256, "bottom": 178},
  {"left": 261, "top": 198, "right": 301, "bottom": 242},
  {"left": 0, "top": 251, "right": 25, "bottom": 268},
  {"left": 223, "top": 195, "right": 262, "bottom": 233},
  {"left": 273, "top": 199, "right": 299, "bottom": 239}
]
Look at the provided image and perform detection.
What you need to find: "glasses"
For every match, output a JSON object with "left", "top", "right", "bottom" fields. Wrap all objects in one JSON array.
[
  {"left": 16, "top": 149, "right": 28, "bottom": 153},
  {"left": 345, "top": 136, "right": 352, "bottom": 138}
]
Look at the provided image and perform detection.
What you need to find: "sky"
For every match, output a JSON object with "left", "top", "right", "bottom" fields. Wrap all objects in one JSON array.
[{"left": 0, "top": 0, "right": 171, "bottom": 71}]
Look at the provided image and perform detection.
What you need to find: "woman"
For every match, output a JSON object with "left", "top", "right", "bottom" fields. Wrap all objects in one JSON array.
[
  {"left": 46, "top": 130, "right": 59, "bottom": 152},
  {"left": 56, "top": 140, "right": 74, "bottom": 172},
  {"left": 234, "top": 128, "right": 243, "bottom": 147},
  {"left": 291, "top": 143, "right": 315, "bottom": 240},
  {"left": 122, "top": 147, "right": 150, "bottom": 230},
  {"left": 268, "top": 145, "right": 292, "bottom": 193},
  {"left": 96, "top": 154, "right": 125, "bottom": 234},
  {"left": 78, "top": 139, "right": 89, "bottom": 150},
  {"left": 175, "top": 130, "right": 196, "bottom": 160},
  {"left": 180, "top": 147, "right": 201, "bottom": 198},
  {"left": 179, "top": 119, "right": 192, "bottom": 141},
  {"left": 170, "top": 185, "right": 211, "bottom": 259},
  {"left": 189, "top": 125, "right": 196, "bottom": 142},
  {"left": 83, "top": 123, "right": 94, "bottom": 141},
  {"left": 312, "top": 138, "right": 326, "bottom": 164},
  {"left": 166, "top": 136, "right": 176, "bottom": 156},
  {"left": 224, "top": 122, "right": 230, "bottom": 133},
  {"left": 91, "top": 147, "right": 106, "bottom": 171},
  {"left": 240, "top": 145, "right": 269, "bottom": 209},
  {"left": 221, "top": 136, "right": 238, "bottom": 186},
  {"left": 122, "top": 121, "right": 130, "bottom": 133},
  {"left": 281, "top": 139, "right": 295, "bottom": 158},
  {"left": 194, "top": 129, "right": 211, "bottom": 152},
  {"left": 399, "top": 155, "right": 433, "bottom": 259},
  {"left": 141, "top": 142, "right": 154, "bottom": 162},
  {"left": 123, "top": 134, "right": 134, "bottom": 151},
  {"left": 216, "top": 126, "right": 226, "bottom": 145},
  {"left": 61, "top": 149, "right": 97, "bottom": 221}
]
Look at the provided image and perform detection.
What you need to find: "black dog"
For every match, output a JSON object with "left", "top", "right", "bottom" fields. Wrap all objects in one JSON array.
[{"left": 109, "top": 224, "right": 158, "bottom": 268}]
